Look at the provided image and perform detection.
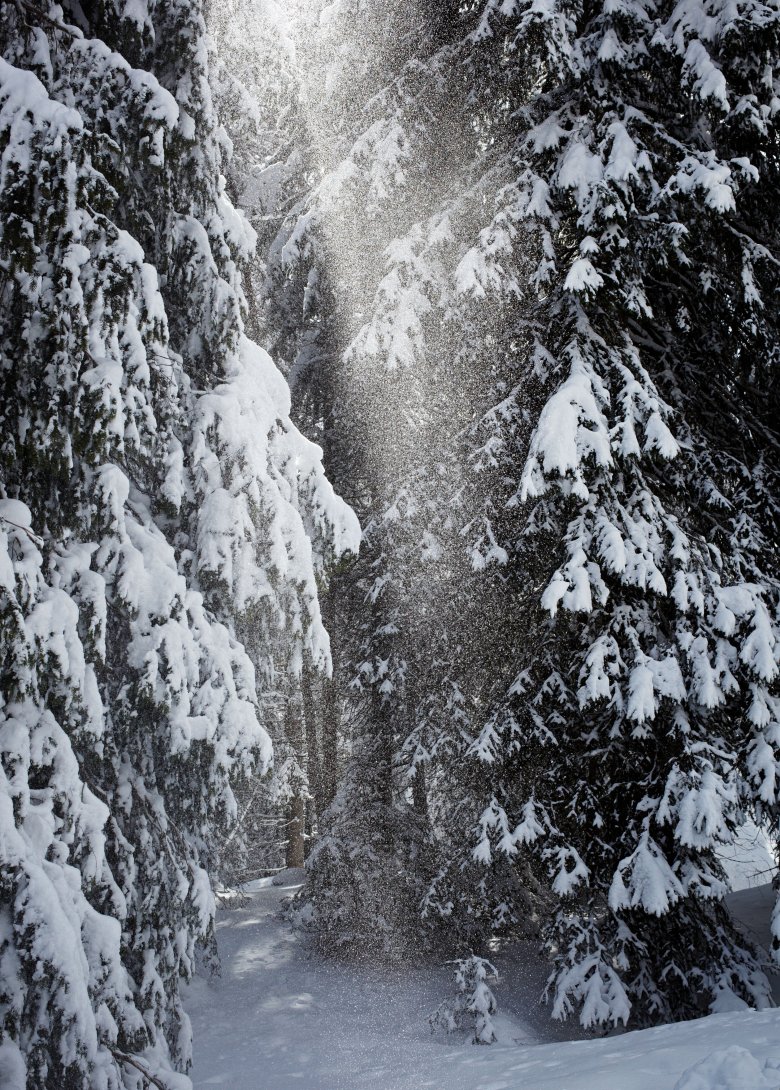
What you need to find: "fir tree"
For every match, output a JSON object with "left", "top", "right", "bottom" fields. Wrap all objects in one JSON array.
[
  {"left": 0, "top": 2, "right": 356, "bottom": 1086},
  {"left": 448, "top": 0, "right": 780, "bottom": 1026}
]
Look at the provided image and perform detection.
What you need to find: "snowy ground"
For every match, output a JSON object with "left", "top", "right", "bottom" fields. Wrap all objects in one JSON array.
[{"left": 185, "top": 871, "right": 780, "bottom": 1090}]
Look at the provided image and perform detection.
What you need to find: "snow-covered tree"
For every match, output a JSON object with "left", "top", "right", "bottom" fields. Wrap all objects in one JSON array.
[
  {"left": 0, "top": 2, "right": 356, "bottom": 1086},
  {"left": 208, "top": 0, "right": 360, "bottom": 871},
  {"left": 254, "top": 0, "right": 469, "bottom": 954},
  {"left": 430, "top": 955, "right": 500, "bottom": 1045},
  {"left": 444, "top": 0, "right": 780, "bottom": 1027}
]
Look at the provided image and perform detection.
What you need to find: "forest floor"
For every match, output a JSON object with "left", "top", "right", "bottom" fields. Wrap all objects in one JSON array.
[{"left": 184, "top": 874, "right": 780, "bottom": 1090}]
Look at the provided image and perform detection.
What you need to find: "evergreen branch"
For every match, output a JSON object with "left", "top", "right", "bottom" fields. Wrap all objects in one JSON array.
[
  {"left": 725, "top": 223, "right": 780, "bottom": 270},
  {"left": 220, "top": 776, "right": 266, "bottom": 851},
  {"left": 0, "top": 514, "right": 43, "bottom": 548},
  {"left": 109, "top": 1050, "right": 171, "bottom": 1090},
  {"left": 15, "top": 0, "right": 82, "bottom": 39}
]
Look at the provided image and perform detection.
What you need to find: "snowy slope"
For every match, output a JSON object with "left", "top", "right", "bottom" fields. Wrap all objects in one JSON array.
[{"left": 185, "top": 876, "right": 780, "bottom": 1090}]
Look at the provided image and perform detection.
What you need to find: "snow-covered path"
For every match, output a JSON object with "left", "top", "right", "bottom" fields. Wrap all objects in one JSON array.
[{"left": 185, "top": 877, "right": 780, "bottom": 1090}]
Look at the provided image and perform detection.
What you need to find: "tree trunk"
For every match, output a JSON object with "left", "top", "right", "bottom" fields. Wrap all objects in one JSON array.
[
  {"left": 301, "top": 659, "right": 323, "bottom": 822},
  {"left": 412, "top": 763, "right": 428, "bottom": 821},
  {"left": 285, "top": 795, "right": 305, "bottom": 869},
  {"left": 320, "top": 586, "right": 341, "bottom": 811},
  {"left": 284, "top": 695, "right": 306, "bottom": 869}
]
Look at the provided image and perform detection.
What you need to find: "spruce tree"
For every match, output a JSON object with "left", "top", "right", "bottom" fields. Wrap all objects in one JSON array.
[
  {"left": 0, "top": 2, "right": 356, "bottom": 1086},
  {"left": 445, "top": 0, "right": 780, "bottom": 1026}
]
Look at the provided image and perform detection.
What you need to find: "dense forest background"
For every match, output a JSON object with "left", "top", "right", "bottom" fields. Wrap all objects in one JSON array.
[{"left": 0, "top": 0, "right": 778, "bottom": 1087}]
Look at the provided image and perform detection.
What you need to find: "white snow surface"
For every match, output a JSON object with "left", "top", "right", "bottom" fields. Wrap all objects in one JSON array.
[{"left": 185, "top": 877, "right": 780, "bottom": 1090}]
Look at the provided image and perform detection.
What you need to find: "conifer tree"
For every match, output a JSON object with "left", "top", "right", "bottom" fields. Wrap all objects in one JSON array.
[
  {"left": 445, "top": 0, "right": 780, "bottom": 1026},
  {"left": 256, "top": 0, "right": 469, "bottom": 954},
  {"left": 0, "top": 2, "right": 356, "bottom": 1086}
]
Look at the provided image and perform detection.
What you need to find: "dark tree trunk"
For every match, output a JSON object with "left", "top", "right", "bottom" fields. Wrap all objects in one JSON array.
[
  {"left": 284, "top": 696, "right": 306, "bottom": 869},
  {"left": 301, "top": 659, "right": 323, "bottom": 822},
  {"left": 285, "top": 795, "right": 306, "bottom": 869},
  {"left": 320, "top": 586, "right": 341, "bottom": 811},
  {"left": 412, "top": 764, "right": 428, "bottom": 821}
]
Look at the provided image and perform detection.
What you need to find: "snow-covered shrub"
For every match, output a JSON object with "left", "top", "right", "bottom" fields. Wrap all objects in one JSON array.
[{"left": 430, "top": 955, "right": 499, "bottom": 1045}]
